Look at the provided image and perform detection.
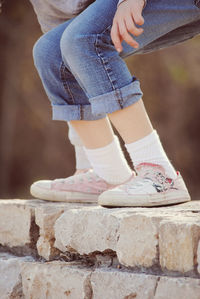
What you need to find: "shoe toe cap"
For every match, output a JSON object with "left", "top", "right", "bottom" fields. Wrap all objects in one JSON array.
[{"left": 31, "top": 180, "right": 52, "bottom": 190}]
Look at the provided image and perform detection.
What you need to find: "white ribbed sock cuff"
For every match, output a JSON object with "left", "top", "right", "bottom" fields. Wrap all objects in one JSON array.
[
  {"left": 125, "top": 129, "right": 177, "bottom": 179},
  {"left": 75, "top": 146, "right": 91, "bottom": 170},
  {"left": 68, "top": 122, "right": 83, "bottom": 146},
  {"left": 125, "top": 130, "right": 158, "bottom": 152},
  {"left": 84, "top": 135, "right": 132, "bottom": 184}
]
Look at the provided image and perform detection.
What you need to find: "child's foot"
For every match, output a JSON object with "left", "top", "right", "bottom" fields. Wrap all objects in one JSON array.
[
  {"left": 98, "top": 162, "right": 191, "bottom": 207},
  {"left": 30, "top": 169, "right": 122, "bottom": 203}
]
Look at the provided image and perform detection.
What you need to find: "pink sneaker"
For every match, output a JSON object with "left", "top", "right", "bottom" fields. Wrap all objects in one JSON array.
[
  {"left": 98, "top": 162, "right": 191, "bottom": 207},
  {"left": 30, "top": 169, "right": 120, "bottom": 203}
]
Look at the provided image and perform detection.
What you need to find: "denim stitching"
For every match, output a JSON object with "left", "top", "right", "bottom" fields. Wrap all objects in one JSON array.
[
  {"left": 100, "top": 24, "right": 112, "bottom": 35},
  {"left": 94, "top": 33, "right": 124, "bottom": 109},
  {"left": 80, "top": 105, "right": 84, "bottom": 120},
  {"left": 60, "top": 61, "right": 75, "bottom": 105}
]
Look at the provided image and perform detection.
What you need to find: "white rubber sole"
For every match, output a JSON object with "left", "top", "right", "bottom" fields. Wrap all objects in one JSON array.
[
  {"left": 98, "top": 190, "right": 191, "bottom": 207},
  {"left": 30, "top": 184, "right": 98, "bottom": 203}
]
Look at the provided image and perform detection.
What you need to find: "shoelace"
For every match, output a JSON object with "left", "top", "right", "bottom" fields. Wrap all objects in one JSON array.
[{"left": 55, "top": 170, "right": 102, "bottom": 185}]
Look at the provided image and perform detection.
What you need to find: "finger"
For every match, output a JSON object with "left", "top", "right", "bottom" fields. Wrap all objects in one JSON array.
[
  {"left": 119, "top": 20, "right": 139, "bottom": 48},
  {"left": 124, "top": 14, "right": 144, "bottom": 37},
  {"left": 131, "top": 10, "right": 144, "bottom": 26},
  {"left": 111, "top": 22, "right": 123, "bottom": 52}
]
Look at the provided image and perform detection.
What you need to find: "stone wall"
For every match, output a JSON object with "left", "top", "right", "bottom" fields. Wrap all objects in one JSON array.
[{"left": 0, "top": 199, "right": 200, "bottom": 298}]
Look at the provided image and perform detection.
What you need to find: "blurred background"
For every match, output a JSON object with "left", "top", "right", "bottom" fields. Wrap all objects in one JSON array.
[{"left": 0, "top": 0, "right": 200, "bottom": 200}]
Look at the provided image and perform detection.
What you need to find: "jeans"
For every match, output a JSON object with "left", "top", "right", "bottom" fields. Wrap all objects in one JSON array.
[{"left": 33, "top": 0, "right": 200, "bottom": 121}]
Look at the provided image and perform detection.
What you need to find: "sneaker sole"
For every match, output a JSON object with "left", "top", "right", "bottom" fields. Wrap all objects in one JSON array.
[
  {"left": 98, "top": 190, "right": 191, "bottom": 207},
  {"left": 30, "top": 184, "right": 98, "bottom": 203}
]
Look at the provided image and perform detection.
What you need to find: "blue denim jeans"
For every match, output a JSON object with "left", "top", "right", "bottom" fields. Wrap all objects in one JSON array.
[{"left": 33, "top": 0, "right": 200, "bottom": 121}]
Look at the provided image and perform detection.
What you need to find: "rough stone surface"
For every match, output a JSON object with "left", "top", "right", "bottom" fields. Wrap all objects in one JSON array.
[
  {"left": 54, "top": 207, "right": 122, "bottom": 254},
  {"left": 21, "top": 261, "right": 92, "bottom": 299},
  {"left": 0, "top": 200, "right": 33, "bottom": 247},
  {"left": 159, "top": 216, "right": 200, "bottom": 273},
  {"left": 1, "top": 252, "right": 200, "bottom": 299},
  {"left": 116, "top": 213, "right": 160, "bottom": 268},
  {"left": 0, "top": 199, "right": 94, "bottom": 259},
  {"left": 35, "top": 206, "right": 64, "bottom": 260},
  {"left": 154, "top": 276, "right": 200, "bottom": 299},
  {"left": 54, "top": 206, "right": 166, "bottom": 258},
  {"left": 0, "top": 253, "right": 33, "bottom": 299},
  {"left": 91, "top": 269, "right": 157, "bottom": 299},
  {"left": 20, "top": 261, "right": 200, "bottom": 299},
  {"left": 54, "top": 202, "right": 200, "bottom": 271},
  {"left": 0, "top": 255, "right": 22, "bottom": 298},
  {"left": 34, "top": 201, "right": 96, "bottom": 260},
  {"left": 0, "top": 199, "right": 200, "bottom": 281}
]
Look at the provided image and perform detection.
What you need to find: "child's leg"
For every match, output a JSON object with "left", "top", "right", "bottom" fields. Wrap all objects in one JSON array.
[
  {"left": 31, "top": 19, "right": 132, "bottom": 201},
  {"left": 72, "top": 17, "right": 200, "bottom": 173},
  {"left": 31, "top": 0, "right": 200, "bottom": 203},
  {"left": 61, "top": 0, "right": 200, "bottom": 205},
  {"left": 32, "top": 20, "right": 91, "bottom": 173},
  {"left": 71, "top": 98, "right": 177, "bottom": 179},
  {"left": 32, "top": 20, "right": 97, "bottom": 174},
  {"left": 32, "top": 20, "right": 127, "bottom": 176},
  {"left": 65, "top": 0, "right": 200, "bottom": 165}
]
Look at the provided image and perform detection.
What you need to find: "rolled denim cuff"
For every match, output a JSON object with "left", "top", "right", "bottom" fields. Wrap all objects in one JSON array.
[
  {"left": 89, "top": 77, "right": 143, "bottom": 116},
  {"left": 117, "top": 0, "right": 147, "bottom": 9},
  {"left": 52, "top": 103, "right": 106, "bottom": 121}
]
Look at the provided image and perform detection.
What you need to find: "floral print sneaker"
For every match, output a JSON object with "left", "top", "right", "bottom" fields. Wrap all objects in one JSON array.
[
  {"left": 98, "top": 162, "right": 191, "bottom": 207},
  {"left": 30, "top": 169, "right": 122, "bottom": 203}
]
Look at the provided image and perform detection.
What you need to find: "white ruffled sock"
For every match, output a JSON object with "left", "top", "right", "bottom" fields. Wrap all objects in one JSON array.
[
  {"left": 68, "top": 122, "right": 91, "bottom": 170},
  {"left": 84, "top": 135, "right": 132, "bottom": 184},
  {"left": 125, "top": 129, "right": 177, "bottom": 179},
  {"left": 75, "top": 145, "right": 91, "bottom": 170}
]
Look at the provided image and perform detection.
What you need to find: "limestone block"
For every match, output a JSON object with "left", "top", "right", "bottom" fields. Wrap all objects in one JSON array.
[
  {"left": 0, "top": 200, "right": 33, "bottom": 247},
  {"left": 54, "top": 207, "right": 121, "bottom": 254},
  {"left": 91, "top": 269, "right": 157, "bottom": 299},
  {"left": 55, "top": 207, "right": 170, "bottom": 268},
  {"left": 35, "top": 206, "right": 64, "bottom": 260},
  {"left": 116, "top": 213, "right": 160, "bottom": 268},
  {"left": 0, "top": 253, "right": 33, "bottom": 299},
  {"left": 0, "top": 255, "right": 22, "bottom": 298},
  {"left": 53, "top": 201, "right": 200, "bottom": 270},
  {"left": 35, "top": 202, "right": 97, "bottom": 259},
  {"left": 154, "top": 276, "right": 200, "bottom": 299},
  {"left": 21, "top": 261, "right": 92, "bottom": 299},
  {"left": 159, "top": 217, "right": 200, "bottom": 273}
]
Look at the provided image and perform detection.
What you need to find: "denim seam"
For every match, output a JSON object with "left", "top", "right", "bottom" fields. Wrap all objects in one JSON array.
[
  {"left": 100, "top": 24, "right": 112, "bottom": 35},
  {"left": 94, "top": 33, "right": 124, "bottom": 109},
  {"left": 80, "top": 105, "right": 84, "bottom": 120},
  {"left": 60, "top": 61, "right": 76, "bottom": 105}
]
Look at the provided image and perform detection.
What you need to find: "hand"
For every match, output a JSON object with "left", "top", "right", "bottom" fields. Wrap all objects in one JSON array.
[{"left": 111, "top": 0, "right": 145, "bottom": 53}]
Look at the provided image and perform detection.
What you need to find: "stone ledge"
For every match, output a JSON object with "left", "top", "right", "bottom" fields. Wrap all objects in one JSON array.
[
  {"left": 54, "top": 200, "right": 200, "bottom": 276},
  {"left": 0, "top": 199, "right": 200, "bottom": 278},
  {"left": 0, "top": 199, "right": 93, "bottom": 259},
  {"left": 1, "top": 253, "right": 200, "bottom": 299}
]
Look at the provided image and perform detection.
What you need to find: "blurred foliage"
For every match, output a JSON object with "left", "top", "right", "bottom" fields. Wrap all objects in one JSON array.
[{"left": 0, "top": 0, "right": 200, "bottom": 199}]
